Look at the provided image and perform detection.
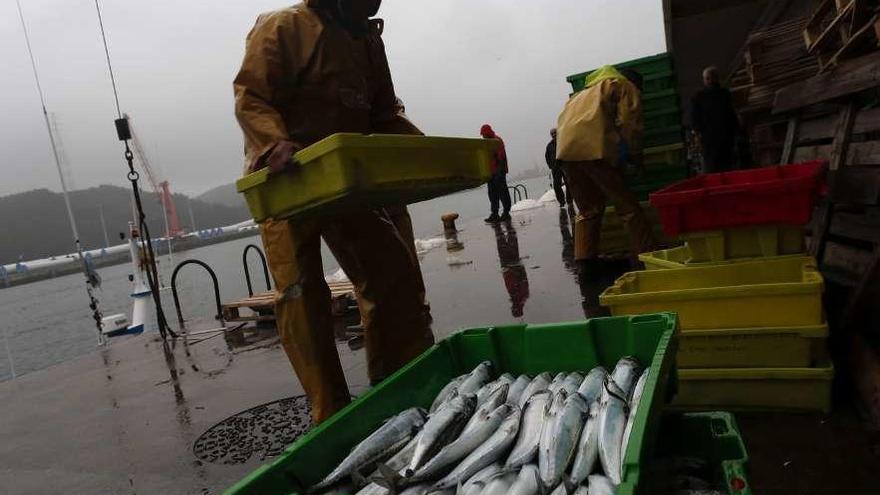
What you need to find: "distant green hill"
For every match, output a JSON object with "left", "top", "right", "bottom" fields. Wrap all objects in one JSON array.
[
  {"left": 197, "top": 182, "right": 245, "bottom": 209},
  {"left": 0, "top": 185, "right": 250, "bottom": 264}
]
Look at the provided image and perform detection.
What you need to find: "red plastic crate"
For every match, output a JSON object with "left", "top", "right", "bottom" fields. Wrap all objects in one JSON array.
[{"left": 649, "top": 161, "right": 827, "bottom": 237}]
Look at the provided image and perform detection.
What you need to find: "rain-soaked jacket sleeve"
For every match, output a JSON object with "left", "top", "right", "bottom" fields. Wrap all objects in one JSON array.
[
  {"left": 617, "top": 80, "right": 643, "bottom": 155},
  {"left": 234, "top": 13, "right": 301, "bottom": 171},
  {"left": 368, "top": 29, "right": 422, "bottom": 135}
]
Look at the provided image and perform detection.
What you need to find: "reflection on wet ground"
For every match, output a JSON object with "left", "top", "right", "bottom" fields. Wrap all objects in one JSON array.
[{"left": 1, "top": 205, "right": 877, "bottom": 494}]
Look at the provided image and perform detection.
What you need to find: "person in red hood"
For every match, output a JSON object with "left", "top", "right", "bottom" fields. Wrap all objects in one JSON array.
[{"left": 480, "top": 124, "right": 512, "bottom": 223}]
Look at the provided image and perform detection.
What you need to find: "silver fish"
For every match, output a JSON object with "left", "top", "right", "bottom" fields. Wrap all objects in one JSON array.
[
  {"left": 462, "top": 384, "right": 508, "bottom": 436},
  {"left": 597, "top": 379, "right": 628, "bottom": 485},
  {"left": 577, "top": 366, "right": 608, "bottom": 404},
  {"left": 313, "top": 408, "right": 427, "bottom": 490},
  {"left": 459, "top": 482, "right": 484, "bottom": 495},
  {"left": 611, "top": 357, "right": 641, "bottom": 399},
  {"left": 573, "top": 486, "right": 590, "bottom": 495},
  {"left": 476, "top": 375, "right": 512, "bottom": 407},
  {"left": 457, "top": 362, "right": 493, "bottom": 396},
  {"left": 407, "top": 395, "right": 476, "bottom": 476},
  {"left": 506, "top": 374, "right": 532, "bottom": 406},
  {"left": 506, "top": 390, "right": 552, "bottom": 468},
  {"left": 398, "top": 484, "right": 430, "bottom": 495},
  {"left": 318, "top": 485, "right": 354, "bottom": 495},
  {"left": 431, "top": 407, "right": 522, "bottom": 491},
  {"left": 430, "top": 374, "right": 468, "bottom": 413},
  {"left": 457, "top": 462, "right": 503, "bottom": 495},
  {"left": 517, "top": 372, "right": 552, "bottom": 409},
  {"left": 620, "top": 369, "right": 649, "bottom": 466},
  {"left": 410, "top": 404, "right": 512, "bottom": 482},
  {"left": 568, "top": 400, "right": 600, "bottom": 487},
  {"left": 539, "top": 392, "right": 589, "bottom": 489},
  {"left": 588, "top": 474, "right": 618, "bottom": 495},
  {"left": 536, "top": 390, "right": 567, "bottom": 476},
  {"left": 547, "top": 372, "right": 567, "bottom": 395},
  {"left": 480, "top": 471, "right": 518, "bottom": 495},
  {"left": 560, "top": 372, "right": 585, "bottom": 396},
  {"left": 509, "top": 464, "right": 541, "bottom": 495},
  {"left": 549, "top": 485, "right": 568, "bottom": 495}
]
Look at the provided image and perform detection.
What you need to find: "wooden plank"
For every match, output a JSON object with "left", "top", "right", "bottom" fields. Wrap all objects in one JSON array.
[
  {"left": 806, "top": 0, "right": 855, "bottom": 54},
  {"left": 780, "top": 116, "right": 800, "bottom": 163},
  {"left": 816, "top": 103, "right": 857, "bottom": 262},
  {"left": 823, "top": 12, "right": 880, "bottom": 71},
  {"left": 798, "top": 107, "right": 880, "bottom": 141},
  {"left": 832, "top": 210, "right": 880, "bottom": 243},
  {"left": 833, "top": 166, "right": 880, "bottom": 203},
  {"left": 773, "top": 50, "right": 880, "bottom": 113},
  {"left": 847, "top": 140, "right": 880, "bottom": 165},
  {"left": 822, "top": 238, "right": 876, "bottom": 285}
]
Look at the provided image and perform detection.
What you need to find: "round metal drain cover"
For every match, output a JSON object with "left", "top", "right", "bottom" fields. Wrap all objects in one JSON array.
[{"left": 193, "top": 396, "right": 313, "bottom": 465}]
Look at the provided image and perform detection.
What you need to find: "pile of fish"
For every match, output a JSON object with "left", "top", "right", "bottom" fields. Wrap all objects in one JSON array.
[{"left": 311, "top": 357, "right": 650, "bottom": 495}]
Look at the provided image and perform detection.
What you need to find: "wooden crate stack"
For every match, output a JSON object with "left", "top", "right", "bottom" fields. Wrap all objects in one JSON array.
[{"left": 803, "top": 0, "right": 880, "bottom": 72}]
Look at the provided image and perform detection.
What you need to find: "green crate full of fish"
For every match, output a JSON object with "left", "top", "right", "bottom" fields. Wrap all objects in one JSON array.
[{"left": 224, "top": 313, "right": 679, "bottom": 495}]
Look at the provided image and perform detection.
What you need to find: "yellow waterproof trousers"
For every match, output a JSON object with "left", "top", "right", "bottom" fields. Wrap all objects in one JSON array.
[
  {"left": 564, "top": 160, "right": 656, "bottom": 260},
  {"left": 261, "top": 207, "right": 434, "bottom": 423}
]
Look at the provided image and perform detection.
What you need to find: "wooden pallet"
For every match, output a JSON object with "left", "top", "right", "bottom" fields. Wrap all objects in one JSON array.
[
  {"left": 803, "top": 0, "right": 880, "bottom": 71},
  {"left": 221, "top": 280, "right": 356, "bottom": 323}
]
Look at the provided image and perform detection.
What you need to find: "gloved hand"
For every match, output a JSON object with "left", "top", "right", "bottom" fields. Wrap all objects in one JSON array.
[{"left": 266, "top": 140, "right": 299, "bottom": 173}]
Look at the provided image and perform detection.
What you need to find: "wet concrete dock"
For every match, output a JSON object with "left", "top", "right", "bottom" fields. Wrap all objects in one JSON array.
[{"left": 0, "top": 204, "right": 877, "bottom": 494}]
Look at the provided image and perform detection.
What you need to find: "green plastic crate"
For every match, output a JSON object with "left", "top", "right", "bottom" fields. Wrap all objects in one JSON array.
[
  {"left": 567, "top": 53, "right": 674, "bottom": 93},
  {"left": 225, "top": 314, "right": 679, "bottom": 495},
  {"left": 642, "top": 70, "right": 676, "bottom": 94},
  {"left": 236, "top": 133, "right": 497, "bottom": 222},
  {"left": 645, "top": 124, "right": 684, "bottom": 148},
  {"left": 643, "top": 89, "right": 681, "bottom": 114},
  {"left": 673, "top": 359, "right": 834, "bottom": 413},
  {"left": 644, "top": 143, "right": 686, "bottom": 169},
  {"left": 650, "top": 413, "right": 751, "bottom": 495},
  {"left": 644, "top": 106, "right": 682, "bottom": 131}
]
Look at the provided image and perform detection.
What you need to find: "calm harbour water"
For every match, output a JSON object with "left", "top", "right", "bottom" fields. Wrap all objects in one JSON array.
[{"left": 0, "top": 176, "right": 551, "bottom": 381}]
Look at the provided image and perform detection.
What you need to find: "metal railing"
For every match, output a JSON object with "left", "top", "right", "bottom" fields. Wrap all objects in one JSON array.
[
  {"left": 171, "top": 259, "right": 223, "bottom": 327},
  {"left": 508, "top": 183, "right": 529, "bottom": 203},
  {"left": 242, "top": 244, "right": 271, "bottom": 297}
]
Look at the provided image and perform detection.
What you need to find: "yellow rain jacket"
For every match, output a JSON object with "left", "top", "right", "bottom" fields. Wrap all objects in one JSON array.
[
  {"left": 555, "top": 65, "right": 643, "bottom": 165},
  {"left": 233, "top": 1, "right": 433, "bottom": 423},
  {"left": 234, "top": 0, "right": 420, "bottom": 172}
]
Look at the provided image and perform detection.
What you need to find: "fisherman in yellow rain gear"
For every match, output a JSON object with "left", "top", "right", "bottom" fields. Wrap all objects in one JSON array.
[
  {"left": 555, "top": 65, "right": 656, "bottom": 265},
  {"left": 233, "top": 0, "right": 434, "bottom": 423}
]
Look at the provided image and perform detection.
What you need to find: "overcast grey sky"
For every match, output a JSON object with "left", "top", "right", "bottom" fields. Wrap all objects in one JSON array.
[{"left": 1, "top": 0, "right": 665, "bottom": 197}]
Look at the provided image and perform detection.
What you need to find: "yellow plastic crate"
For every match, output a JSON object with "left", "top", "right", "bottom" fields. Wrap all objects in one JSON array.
[
  {"left": 643, "top": 142, "right": 685, "bottom": 169},
  {"left": 678, "top": 323, "right": 828, "bottom": 368},
  {"left": 672, "top": 360, "right": 834, "bottom": 413},
  {"left": 682, "top": 225, "right": 805, "bottom": 263},
  {"left": 599, "top": 256, "right": 824, "bottom": 330},
  {"left": 639, "top": 245, "right": 804, "bottom": 270},
  {"left": 596, "top": 202, "right": 672, "bottom": 255},
  {"left": 236, "top": 134, "right": 498, "bottom": 222}
]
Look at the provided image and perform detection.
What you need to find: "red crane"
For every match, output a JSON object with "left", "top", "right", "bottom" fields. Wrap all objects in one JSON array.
[{"left": 124, "top": 113, "right": 184, "bottom": 238}]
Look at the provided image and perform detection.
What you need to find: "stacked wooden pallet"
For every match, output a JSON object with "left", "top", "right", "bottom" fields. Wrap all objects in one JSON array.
[
  {"left": 803, "top": 0, "right": 880, "bottom": 71},
  {"left": 770, "top": 48, "right": 880, "bottom": 425},
  {"left": 731, "top": 18, "right": 820, "bottom": 114}
]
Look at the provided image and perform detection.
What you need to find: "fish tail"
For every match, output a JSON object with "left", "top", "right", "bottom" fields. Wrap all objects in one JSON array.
[{"left": 373, "top": 462, "right": 404, "bottom": 493}]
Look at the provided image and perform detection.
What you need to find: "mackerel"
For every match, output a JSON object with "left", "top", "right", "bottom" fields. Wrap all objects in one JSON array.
[
  {"left": 506, "top": 374, "right": 532, "bottom": 406},
  {"left": 509, "top": 464, "right": 541, "bottom": 495},
  {"left": 567, "top": 399, "right": 600, "bottom": 487},
  {"left": 517, "top": 372, "right": 552, "bottom": 409},
  {"left": 312, "top": 408, "right": 426, "bottom": 490},
  {"left": 588, "top": 474, "right": 618, "bottom": 495},
  {"left": 621, "top": 369, "right": 649, "bottom": 465},
  {"left": 480, "top": 471, "right": 518, "bottom": 495},
  {"left": 506, "top": 390, "right": 552, "bottom": 468},
  {"left": 457, "top": 462, "right": 503, "bottom": 495},
  {"left": 560, "top": 372, "right": 585, "bottom": 396},
  {"left": 407, "top": 395, "right": 476, "bottom": 475},
  {"left": 431, "top": 407, "right": 521, "bottom": 490},
  {"left": 597, "top": 379, "right": 629, "bottom": 485},
  {"left": 430, "top": 374, "right": 467, "bottom": 413},
  {"left": 476, "top": 374, "right": 512, "bottom": 406},
  {"left": 539, "top": 392, "right": 589, "bottom": 489},
  {"left": 547, "top": 372, "right": 567, "bottom": 395},
  {"left": 577, "top": 366, "right": 608, "bottom": 404},
  {"left": 462, "top": 384, "right": 508, "bottom": 436},
  {"left": 611, "top": 357, "right": 641, "bottom": 399},
  {"left": 409, "top": 404, "right": 512, "bottom": 482},
  {"left": 456, "top": 362, "right": 493, "bottom": 396}
]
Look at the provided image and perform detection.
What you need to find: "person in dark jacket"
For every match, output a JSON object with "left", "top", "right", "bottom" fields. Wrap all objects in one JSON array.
[
  {"left": 545, "top": 128, "right": 569, "bottom": 206},
  {"left": 481, "top": 124, "right": 512, "bottom": 223},
  {"left": 691, "top": 66, "right": 740, "bottom": 173}
]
